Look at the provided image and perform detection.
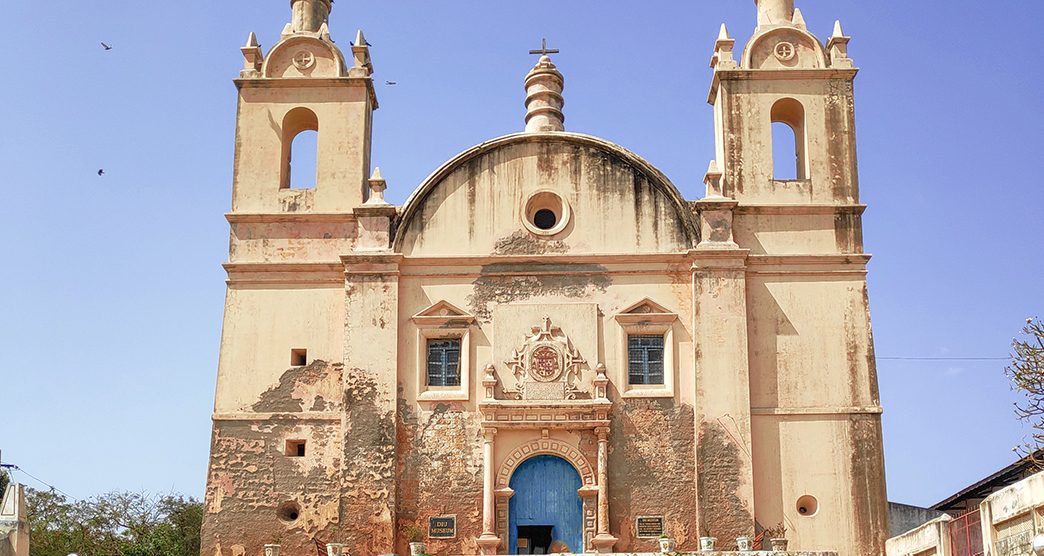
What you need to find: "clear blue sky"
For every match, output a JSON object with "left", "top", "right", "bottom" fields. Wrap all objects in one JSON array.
[{"left": 1, "top": 0, "right": 1041, "bottom": 509}]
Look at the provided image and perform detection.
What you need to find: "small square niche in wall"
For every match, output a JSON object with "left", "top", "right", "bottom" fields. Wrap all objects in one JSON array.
[
  {"left": 290, "top": 349, "right": 307, "bottom": 366},
  {"left": 285, "top": 440, "right": 306, "bottom": 457}
]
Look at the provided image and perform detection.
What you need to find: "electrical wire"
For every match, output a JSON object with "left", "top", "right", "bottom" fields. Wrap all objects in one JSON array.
[
  {"left": 877, "top": 356, "right": 1009, "bottom": 361},
  {"left": 1, "top": 463, "right": 77, "bottom": 500}
]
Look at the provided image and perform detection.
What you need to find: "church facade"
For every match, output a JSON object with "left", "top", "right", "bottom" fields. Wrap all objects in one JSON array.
[{"left": 201, "top": 1, "right": 888, "bottom": 555}]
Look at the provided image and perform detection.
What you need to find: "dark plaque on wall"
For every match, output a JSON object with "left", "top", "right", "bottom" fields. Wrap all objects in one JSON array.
[
  {"left": 636, "top": 516, "right": 666, "bottom": 538},
  {"left": 429, "top": 516, "right": 457, "bottom": 539}
]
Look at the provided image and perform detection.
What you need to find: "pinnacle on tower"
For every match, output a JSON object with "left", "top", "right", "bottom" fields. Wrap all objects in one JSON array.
[
  {"left": 524, "top": 39, "right": 565, "bottom": 133},
  {"left": 792, "top": 8, "right": 807, "bottom": 29},
  {"left": 291, "top": 0, "right": 332, "bottom": 34},
  {"left": 832, "top": 20, "right": 846, "bottom": 39},
  {"left": 755, "top": 0, "right": 796, "bottom": 27},
  {"left": 349, "top": 29, "right": 374, "bottom": 77}
]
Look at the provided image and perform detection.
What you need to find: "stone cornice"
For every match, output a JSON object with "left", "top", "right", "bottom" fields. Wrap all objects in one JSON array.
[
  {"left": 746, "top": 254, "right": 872, "bottom": 276},
  {"left": 751, "top": 406, "right": 883, "bottom": 416},
  {"left": 401, "top": 253, "right": 692, "bottom": 267},
  {"left": 235, "top": 76, "right": 379, "bottom": 108},
  {"left": 708, "top": 67, "right": 858, "bottom": 104},
  {"left": 226, "top": 212, "right": 357, "bottom": 224},
  {"left": 734, "top": 204, "right": 867, "bottom": 216},
  {"left": 747, "top": 254, "right": 872, "bottom": 266},
  {"left": 212, "top": 411, "right": 342, "bottom": 421},
  {"left": 341, "top": 253, "right": 404, "bottom": 277},
  {"left": 223, "top": 262, "right": 344, "bottom": 286}
]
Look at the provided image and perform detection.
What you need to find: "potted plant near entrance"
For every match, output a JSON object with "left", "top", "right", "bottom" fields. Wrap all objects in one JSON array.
[
  {"left": 658, "top": 534, "right": 676, "bottom": 554},
  {"left": 736, "top": 533, "right": 754, "bottom": 552},
  {"left": 404, "top": 524, "right": 426, "bottom": 556},
  {"left": 698, "top": 529, "right": 717, "bottom": 552},
  {"left": 765, "top": 522, "right": 788, "bottom": 552}
]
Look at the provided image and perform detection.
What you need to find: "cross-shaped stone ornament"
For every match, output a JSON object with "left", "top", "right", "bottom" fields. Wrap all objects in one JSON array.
[
  {"left": 292, "top": 50, "right": 315, "bottom": 70},
  {"left": 529, "top": 38, "right": 560, "bottom": 57}
]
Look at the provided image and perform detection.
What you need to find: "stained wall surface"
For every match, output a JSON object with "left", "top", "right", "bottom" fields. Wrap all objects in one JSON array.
[{"left": 201, "top": 3, "right": 889, "bottom": 556}]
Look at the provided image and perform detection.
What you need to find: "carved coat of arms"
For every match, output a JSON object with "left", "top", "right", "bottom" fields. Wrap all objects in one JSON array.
[{"left": 504, "top": 317, "right": 586, "bottom": 400}]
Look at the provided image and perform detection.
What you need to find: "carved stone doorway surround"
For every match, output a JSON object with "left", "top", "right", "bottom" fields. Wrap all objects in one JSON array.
[{"left": 477, "top": 362, "right": 618, "bottom": 554}]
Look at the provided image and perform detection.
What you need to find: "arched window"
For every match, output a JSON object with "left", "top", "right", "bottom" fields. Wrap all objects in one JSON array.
[
  {"left": 280, "top": 107, "right": 319, "bottom": 189},
  {"left": 770, "top": 98, "right": 807, "bottom": 180}
]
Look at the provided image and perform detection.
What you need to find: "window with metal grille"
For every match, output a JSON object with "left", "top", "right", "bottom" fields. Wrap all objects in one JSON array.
[
  {"left": 427, "top": 338, "right": 461, "bottom": 387},
  {"left": 628, "top": 335, "right": 665, "bottom": 385}
]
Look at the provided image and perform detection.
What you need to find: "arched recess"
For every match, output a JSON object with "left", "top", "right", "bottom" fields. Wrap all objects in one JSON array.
[
  {"left": 281, "top": 107, "right": 320, "bottom": 189},
  {"left": 508, "top": 455, "right": 584, "bottom": 554},
  {"left": 494, "top": 438, "right": 599, "bottom": 553},
  {"left": 770, "top": 98, "right": 807, "bottom": 180},
  {"left": 496, "top": 439, "right": 595, "bottom": 489}
]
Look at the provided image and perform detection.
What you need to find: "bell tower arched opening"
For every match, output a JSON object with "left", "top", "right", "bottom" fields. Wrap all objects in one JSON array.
[
  {"left": 770, "top": 98, "right": 807, "bottom": 180},
  {"left": 280, "top": 107, "right": 320, "bottom": 190}
]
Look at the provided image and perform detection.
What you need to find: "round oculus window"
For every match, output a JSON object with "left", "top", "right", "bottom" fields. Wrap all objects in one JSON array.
[
  {"left": 522, "top": 190, "right": 571, "bottom": 236},
  {"left": 796, "top": 495, "right": 819, "bottom": 517},
  {"left": 533, "top": 209, "right": 557, "bottom": 230}
]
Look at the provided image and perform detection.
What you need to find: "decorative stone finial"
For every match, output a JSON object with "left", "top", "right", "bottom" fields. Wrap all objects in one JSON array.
[
  {"left": 828, "top": 20, "right": 854, "bottom": 68},
  {"left": 240, "top": 32, "right": 264, "bottom": 78},
  {"left": 291, "top": 0, "right": 332, "bottom": 34},
  {"left": 349, "top": 29, "right": 374, "bottom": 77},
  {"left": 704, "top": 160, "right": 725, "bottom": 198},
  {"left": 524, "top": 47, "right": 565, "bottom": 133},
  {"left": 792, "top": 7, "right": 807, "bottom": 29},
  {"left": 710, "top": 23, "right": 737, "bottom": 70},
  {"left": 755, "top": 0, "right": 795, "bottom": 27},
  {"left": 365, "top": 167, "right": 390, "bottom": 205}
]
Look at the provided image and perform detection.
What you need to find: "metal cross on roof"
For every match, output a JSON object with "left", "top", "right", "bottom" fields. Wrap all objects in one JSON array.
[{"left": 529, "top": 38, "right": 560, "bottom": 56}]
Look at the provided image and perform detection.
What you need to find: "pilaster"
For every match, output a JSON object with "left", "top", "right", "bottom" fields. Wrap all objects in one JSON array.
[
  {"left": 341, "top": 253, "right": 403, "bottom": 555},
  {"left": 690, "top": 248, "right": 755, "bottom": 542}
]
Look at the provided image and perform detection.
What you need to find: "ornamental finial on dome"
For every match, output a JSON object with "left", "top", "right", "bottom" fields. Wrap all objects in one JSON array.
[
  {"left": 755, "top": 0, "right": 795, "bottom": 28},
  {"left": 290, "top": 0, "right": 332, "bottom": 34},
  {"left": 524, "top": 39, "right": 565, "bottom": 133}
]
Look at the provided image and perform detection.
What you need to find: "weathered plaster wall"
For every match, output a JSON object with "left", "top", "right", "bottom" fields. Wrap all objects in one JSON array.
[
  {"left": 214, "top": 287, "right": 344, "bottom": 413},
  {"left": 608, "top": 398, "right": 698, "bottom": 552},
  {"left": 233, "top": 83, "right": 372, "bottom": 213},
  {"left": 228, "top": 217, "right": 357, "bottom": 263},
  {"left": 746, "top": 273, "right": 886, "bottom": 556},
  {"left": 981, "top": 470, "right": 1044, "bottom": 556},
  {"left": 397, "top": 136, "right": 697, "bottom": 257},
  {"left": 397, "top": 402, "right": 484, "bottom": 555},
  {"left": 202, "top": 361, "right": 344, "bottom": 556},
  {"left": 715, "top": 78, "right": 858, "bottom": 205},
  {"left": 885, "top": 514, "right": 951, "bottom": 556}
]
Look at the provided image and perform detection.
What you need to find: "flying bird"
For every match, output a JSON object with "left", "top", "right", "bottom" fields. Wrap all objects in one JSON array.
[
  {"left": 101, "top": 42, "right": 113, "bottom": 51},
  {"left": 385, "top": 81, "right": 397, "bottom": 86},
  {"left": 349, "top": 39, "right": 373, "bottom": 47},
  {"left": 97, "top": 169, "right": 105, "bottom": 176}
]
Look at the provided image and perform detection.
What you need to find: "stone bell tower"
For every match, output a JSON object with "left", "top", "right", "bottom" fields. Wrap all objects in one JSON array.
[
  {"left": 702, "top": 1, "right": 888, "bottom": 555},
  {"left": 202, "top": 2, "right": 383, "bottom": 555},
  {"left": 232, "top": 0, "right": 377, "bottom": 213}
]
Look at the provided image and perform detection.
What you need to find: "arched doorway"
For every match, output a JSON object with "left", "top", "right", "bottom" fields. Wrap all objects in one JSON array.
[{"left": 508, "top": 455, "right": 583, "bottom": 554}]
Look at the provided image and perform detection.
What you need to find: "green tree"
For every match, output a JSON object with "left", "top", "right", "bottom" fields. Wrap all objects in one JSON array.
[
  {"left": 0, "top": 469, "right": 9, "bottom": 494},
  {"left": 25, "top": 489, "right": 203, "bottom": 556},
  {"left": 1007, "top": 317, "right": 1044, "bottom": 456}
]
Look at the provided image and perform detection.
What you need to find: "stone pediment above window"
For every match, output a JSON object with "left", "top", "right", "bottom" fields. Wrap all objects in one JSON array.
[
  {"left": 613, "top": 298, "right": 678, "bottom": 325},
  {"left": 411, "top": 300, "right": 476, "bottom": 328},
  {"left": 412, "top": 300, "right": 475, "bottom": 402},
  {"left": 614, "top": 299, "right": 678, "bottom": 399}
]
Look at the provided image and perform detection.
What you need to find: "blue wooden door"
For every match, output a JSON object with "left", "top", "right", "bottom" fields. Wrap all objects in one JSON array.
[{"left": 509, "top": 455, "right": 583, "bottom": 554}]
